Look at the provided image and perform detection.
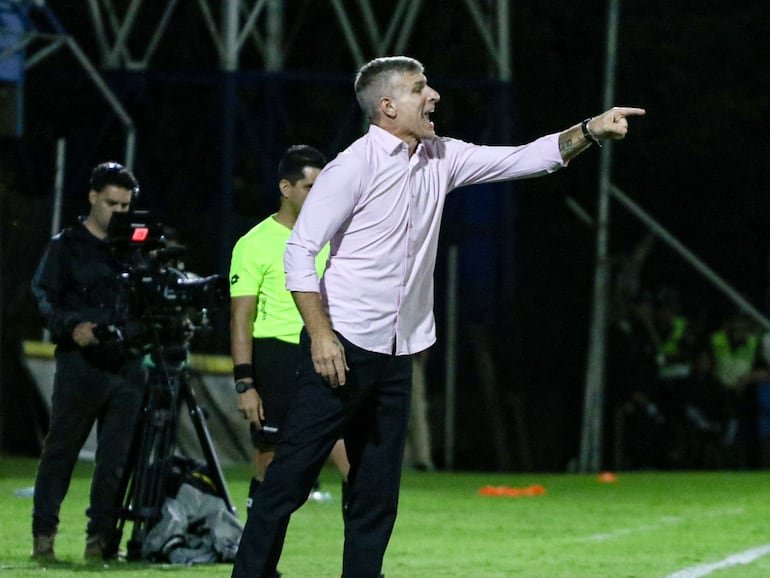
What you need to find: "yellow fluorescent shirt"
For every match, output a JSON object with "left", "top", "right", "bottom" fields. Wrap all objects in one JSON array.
[{"left": 229, "top": 216, "right": 328, "bottom": 344}]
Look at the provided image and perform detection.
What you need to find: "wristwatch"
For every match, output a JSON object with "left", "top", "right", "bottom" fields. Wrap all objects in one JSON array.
[
  {"left": 581, "top": 117, "right": 602, "bottom": 147},
  {"left": 235, "top": 380, "right": 256, "bottom": 394}
]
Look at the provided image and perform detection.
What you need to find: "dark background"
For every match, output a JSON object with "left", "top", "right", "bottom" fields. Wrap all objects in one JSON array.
[{"left": 1, "top": 0, "right": 769, "bottom": 471}]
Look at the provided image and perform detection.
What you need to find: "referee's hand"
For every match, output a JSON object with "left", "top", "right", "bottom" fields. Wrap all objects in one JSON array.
[{"left": 238, "top": 387, "right": 264, "bottom": 425}]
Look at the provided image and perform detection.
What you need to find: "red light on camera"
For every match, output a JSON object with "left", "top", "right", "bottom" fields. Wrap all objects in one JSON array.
[{"left": 131, "top": 227, "right": 149, "bottom": 242}]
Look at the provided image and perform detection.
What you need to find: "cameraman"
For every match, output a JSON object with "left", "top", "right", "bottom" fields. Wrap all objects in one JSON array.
[{"left": 30, "top": 162, "right": 146, "bottom": 562}]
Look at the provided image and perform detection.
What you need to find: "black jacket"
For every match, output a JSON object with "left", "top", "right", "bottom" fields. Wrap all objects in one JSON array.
[{"left": 31, "top": 219, "right": 132, "bottom": 349}]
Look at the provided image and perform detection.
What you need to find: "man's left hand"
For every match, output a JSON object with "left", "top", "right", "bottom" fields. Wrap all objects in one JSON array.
[{"left": 589, "top": 107, "right": 646, "bottom": 141}]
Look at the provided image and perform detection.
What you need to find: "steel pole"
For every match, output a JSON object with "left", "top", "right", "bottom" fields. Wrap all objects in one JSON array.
[{"left": 578, "top": 0, "right": 621, "bottom": 473}]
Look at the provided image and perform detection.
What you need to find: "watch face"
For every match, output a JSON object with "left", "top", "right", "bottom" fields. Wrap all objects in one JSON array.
[{"left": 235, "top": 381, "right": 252, "bottom": 393}]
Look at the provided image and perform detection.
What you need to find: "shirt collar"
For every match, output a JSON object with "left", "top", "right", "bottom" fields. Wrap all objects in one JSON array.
[
  {"left": 368, "top": 124, "right": 410, "bottom": 156},
  {"left": 367, "top": 125, "right": 437, "bottom": 163}
]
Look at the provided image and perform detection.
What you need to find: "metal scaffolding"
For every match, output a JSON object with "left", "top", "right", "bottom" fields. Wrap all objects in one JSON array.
[
  {"left": 1, "top": 0, "right": 136, "bottom": 165},
  {"left": 74, "top": 0, "right": 511, "bottom": 76},
  {"left": 2, "top": 0, "right": 516, "bottom": 469}
]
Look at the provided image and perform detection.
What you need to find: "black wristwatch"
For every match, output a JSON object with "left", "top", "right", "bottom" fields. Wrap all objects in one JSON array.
[{"left": 235, "top": 380, "right": 256, "bottom": 394}]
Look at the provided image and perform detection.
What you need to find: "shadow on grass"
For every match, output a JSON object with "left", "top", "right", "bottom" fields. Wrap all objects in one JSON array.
[{"left": 10, "top": 559, "right": 221, "bottom": 573}]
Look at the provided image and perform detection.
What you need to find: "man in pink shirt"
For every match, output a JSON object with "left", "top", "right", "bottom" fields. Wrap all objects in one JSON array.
[{"left": 231, "top": 55, "right": 644, "bottom": 578}]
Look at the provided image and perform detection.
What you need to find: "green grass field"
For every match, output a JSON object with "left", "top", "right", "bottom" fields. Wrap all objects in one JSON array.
[{"left": 2, "top": 456, "right": 770, "bottom": 577}]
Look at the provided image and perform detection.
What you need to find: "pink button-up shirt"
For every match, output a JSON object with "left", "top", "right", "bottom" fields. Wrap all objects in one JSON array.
[{"left": 285, "top": 124, "right": 565, "bottom": 355}]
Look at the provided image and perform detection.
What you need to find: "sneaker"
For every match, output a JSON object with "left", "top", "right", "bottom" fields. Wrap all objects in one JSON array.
[
  {"left": 31, "top": 533, "right": 56, "bottom": 561},
  {"left": 307, "top": 490, "right": 333, "bottom": 503}
]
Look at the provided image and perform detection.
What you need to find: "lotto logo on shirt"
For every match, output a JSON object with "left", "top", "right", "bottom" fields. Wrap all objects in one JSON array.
[{"left": 230, "top": 274, "right": 240, "bottom": 286}]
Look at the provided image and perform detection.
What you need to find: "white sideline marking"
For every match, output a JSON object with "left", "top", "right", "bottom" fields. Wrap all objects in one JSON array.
[
  {"left": 583, "top": 515, "right": 683, "bottom": 542},
  {"left": 663, "top": 544, "right": 770, "bottom": 578},
  {"left": 578, "top": 507, "right": 744, "bottom": 543}
]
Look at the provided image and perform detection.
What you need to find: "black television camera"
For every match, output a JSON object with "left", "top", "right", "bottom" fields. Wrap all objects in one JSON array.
[
  {"left": 105, "top": 211, "right": 236, "bottom": 560},
  {"left": 96, "top": 211, "right": 228, "bottom": 362}
]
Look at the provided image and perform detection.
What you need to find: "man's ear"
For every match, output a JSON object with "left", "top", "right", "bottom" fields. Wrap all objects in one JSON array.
[
  {"left": 278, "top": 179, "right": 291, "bottom": 199},
  {"left": 88, "top": 189, "right": 98, "bottom": 206},
  {"left": 380, "top": 96, "right": 397, "bottom": 119}
]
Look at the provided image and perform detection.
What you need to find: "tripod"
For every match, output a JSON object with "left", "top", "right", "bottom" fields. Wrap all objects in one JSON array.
[{"left": 113, "top": 342, "right": 235, "bottom": 561}]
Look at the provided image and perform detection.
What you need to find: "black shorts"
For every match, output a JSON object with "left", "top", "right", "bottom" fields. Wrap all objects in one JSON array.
[{"left": 250, "top": 337, "right": 301, "bottom": 447}]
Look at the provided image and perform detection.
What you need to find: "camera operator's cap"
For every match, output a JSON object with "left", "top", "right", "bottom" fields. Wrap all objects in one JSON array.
[{"left": 89, "top": 161, "right": 141, "bottom": 197}]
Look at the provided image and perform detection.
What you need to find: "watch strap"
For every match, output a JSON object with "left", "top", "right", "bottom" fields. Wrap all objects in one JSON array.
[{"left": 581, "top": 117, "right": 602, "bottom": 147}]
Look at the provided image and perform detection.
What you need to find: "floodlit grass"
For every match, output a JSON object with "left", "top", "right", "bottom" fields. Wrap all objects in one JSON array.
[{"left": 2, "top": 456, "right": 770, "bottom": 577}]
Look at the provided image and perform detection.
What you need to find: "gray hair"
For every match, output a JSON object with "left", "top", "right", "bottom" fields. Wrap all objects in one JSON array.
[{"left": 354, "top": 56, "right": 424, "bottom": 122}]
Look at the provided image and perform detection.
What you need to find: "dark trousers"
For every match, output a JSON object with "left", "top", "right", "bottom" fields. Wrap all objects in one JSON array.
[
  {"left": 232, "top": 331, "right": 413, "bottom": 578},
  {"left": 32, "top": 348, "right": 145, "bottom": 537}
]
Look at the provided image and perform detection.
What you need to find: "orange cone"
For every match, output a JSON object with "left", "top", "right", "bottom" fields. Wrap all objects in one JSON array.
[
  {"left": 597, "top": 471, "right": 618, "bottom": 483},
  {"left": 478, "top": 484, "right": 547, "bottom": 497}
]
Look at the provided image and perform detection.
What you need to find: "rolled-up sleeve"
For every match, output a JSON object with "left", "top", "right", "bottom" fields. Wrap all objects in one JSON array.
[
  {"left": 284, "top": 238, "right": 320, "bottom": 292},
  {"left": 285, "top": 155, "right": 361, "bottom": 293}
]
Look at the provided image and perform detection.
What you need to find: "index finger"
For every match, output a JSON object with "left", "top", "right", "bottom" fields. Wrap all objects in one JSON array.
[{"left": 614, "top": 106, "right": 646, "bottom": 118}]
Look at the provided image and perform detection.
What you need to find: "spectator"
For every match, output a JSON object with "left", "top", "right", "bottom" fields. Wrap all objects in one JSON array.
[
  {"left": 650, "top": 286, "right": 694, "bottom": 380},
  {"left": 708, "top": 312, "right": 770, "bottom": 467}
]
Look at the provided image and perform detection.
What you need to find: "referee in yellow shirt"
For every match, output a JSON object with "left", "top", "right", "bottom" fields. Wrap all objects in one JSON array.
[{"left": 229, "top": 145, "right": 349, "bottom": 509}]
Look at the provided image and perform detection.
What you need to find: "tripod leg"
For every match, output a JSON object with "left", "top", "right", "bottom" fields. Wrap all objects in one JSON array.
[
  {"left": 180, "top": 371, "right": 236, "bottom": 514},
  {"left": 117, "top": 369, "right": 181, "bottom": 560},
  {"left": 110, "top": 386, "right": 150, "bottom": 558}
]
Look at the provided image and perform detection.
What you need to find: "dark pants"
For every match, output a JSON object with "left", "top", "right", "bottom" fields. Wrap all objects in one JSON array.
[
  {"left": 232, "top": 331, "right": 413, "bottom": 578},
  {"left": 251, "top": 337, "right": 302, "bottom": 447},
  {"left": 32, "top": 348, "right": 146, "bottom": 537}
]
